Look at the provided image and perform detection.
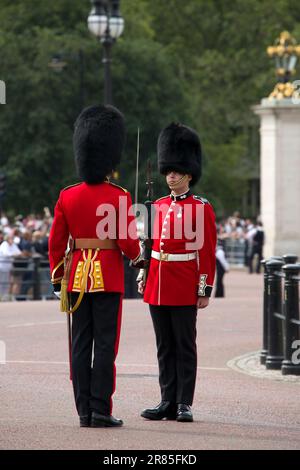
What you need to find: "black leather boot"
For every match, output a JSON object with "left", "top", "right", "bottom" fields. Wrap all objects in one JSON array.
[
  {"left": 176, "top": 404, "right": 193, "bottom": 422},
  {"left": 90, "top": 411, "right": 123, "bottom": 428},
  {"left": 79, "top": 415, "right": 90, "bottom": 427},
  {"left": 141, "top": 401, "right": 177, "bottom": 420}
]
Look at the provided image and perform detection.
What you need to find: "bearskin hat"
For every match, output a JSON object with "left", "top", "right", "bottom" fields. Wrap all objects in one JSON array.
[
  {"left": 73, "top": 104, "right": 126, "bottom": 184},
  {"left": 157, "top": 122, "right": 202, "bottom": 186}
]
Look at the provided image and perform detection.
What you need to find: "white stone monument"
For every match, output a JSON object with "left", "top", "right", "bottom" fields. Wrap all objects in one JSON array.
[
  {"left": 253, "top": 99, "right": 300, "bottom": 258},
  {"left": 253, "top": 31, "right": 300, "bottom": 259}
]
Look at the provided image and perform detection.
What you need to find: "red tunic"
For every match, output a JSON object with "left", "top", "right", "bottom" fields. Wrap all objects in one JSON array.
[
  {"left": 143, "top": 192, "right": 216, "bottom": 306},
  {"left": 48, "top": 181, "right": 140, "bottom": 294}
]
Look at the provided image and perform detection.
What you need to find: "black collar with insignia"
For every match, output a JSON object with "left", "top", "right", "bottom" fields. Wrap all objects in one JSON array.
[{"left": 170, "top": 189, "right": 192, "bottom": 201}]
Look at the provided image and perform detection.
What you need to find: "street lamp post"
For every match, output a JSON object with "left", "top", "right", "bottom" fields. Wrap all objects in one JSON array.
[
  {"left": 87, "top": 0, "right": 124, "bottom": 104},
  {"left": 103, "top": 31, "right": 113, "bottom": 106}
]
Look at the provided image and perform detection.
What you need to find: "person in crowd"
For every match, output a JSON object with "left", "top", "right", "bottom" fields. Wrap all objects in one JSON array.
[
  {"left": 0, "top": 213, "right": 9, "bottom": 228},
  {"left": 243, "top": 219, "right": 253, "bottom": 267},
  {"left": 0, "top": 235, "right": 22, "bottom": 300},
  {"left": 249, "top": 221, "right": 265, "bottom": 274},
  {"left": 16, "top": 231, "right": 33, "bottom": 299},
  {"left": 32, "top": 230, "right": 48, "bottom": 258},
  {"left": 215, "top": 240, "right": 230, "bottom": 297},
  {"left": 32, "top": 230, "right": 51, "bottom": 298},
  {"left": 245, "top": 222, "right": 256, "bottom": 271}
]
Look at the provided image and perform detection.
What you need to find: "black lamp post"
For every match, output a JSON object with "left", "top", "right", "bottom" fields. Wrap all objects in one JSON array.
[{"left": 87, "top": 0, "right": 124, "bottom": 104}]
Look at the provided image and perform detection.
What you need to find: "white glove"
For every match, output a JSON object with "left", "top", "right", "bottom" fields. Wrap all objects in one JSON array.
[{"left": 54, "top": 291, "right": 61, "bottom": 300}]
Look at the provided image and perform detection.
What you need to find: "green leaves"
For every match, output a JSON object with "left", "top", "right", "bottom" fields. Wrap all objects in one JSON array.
[{"left": 0, "top": 0, "right": 300, "bottom": 217}]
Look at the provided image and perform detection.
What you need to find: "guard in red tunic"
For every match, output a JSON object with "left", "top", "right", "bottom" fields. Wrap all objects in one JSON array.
[
  {"left": 49, "top": 105, "right": 142, "bottom": 428},
  {"left": 138, "top": 122, "right": 217, "bottom": 422}
]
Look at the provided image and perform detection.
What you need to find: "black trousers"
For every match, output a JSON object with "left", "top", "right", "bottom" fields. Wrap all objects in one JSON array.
[
  {"left": 215, "top": 259, "right": 225, "bottom": 297},
  {"left": 149, "top": 304, "right": 197, "bottom": 406},
  {"left": 70, "top": 292, "right": 122, "bottom": 417},
  {"left": 249, "top": 247, "right": 263, "bottom": 273}
]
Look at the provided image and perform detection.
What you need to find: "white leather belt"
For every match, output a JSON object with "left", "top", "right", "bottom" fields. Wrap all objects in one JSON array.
[{"left": 151, "top": 250, "right": 197, "bottom": 262}]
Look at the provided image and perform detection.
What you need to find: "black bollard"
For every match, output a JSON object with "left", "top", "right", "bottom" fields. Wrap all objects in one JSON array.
[
  {"left": 281, "top": 264, "right": 300, "bottom": 376},
  {"left": 282, "top": 254, "right": 298, "bottom": 265},
  {"left": 260, "top": 259, "right": 268, "bottom": 365},
  {"left": 260, "top": 256, "right": 284, "bottom": 364},
  {"left": 265, "top": 259, "right": 285, "bottom": 370}
]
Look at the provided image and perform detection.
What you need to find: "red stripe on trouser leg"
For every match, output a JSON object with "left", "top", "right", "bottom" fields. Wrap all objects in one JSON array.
[
  {"left": 69, "top": 347, "right": 72, "bottom": 381},
  {"left": 68, "top": 314, "right": 72, "bottom": 381},
  {"left": 110, "top": 295, "right": 123, "bottom": 414}
]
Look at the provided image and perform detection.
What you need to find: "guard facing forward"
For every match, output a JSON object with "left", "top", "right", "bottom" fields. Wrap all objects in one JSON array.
[
  {"left": 49, "top": 105, "right": 142, "bottom": 428},
  {"left": 138, "top": 122, "right": 217, "bottom": 422}
]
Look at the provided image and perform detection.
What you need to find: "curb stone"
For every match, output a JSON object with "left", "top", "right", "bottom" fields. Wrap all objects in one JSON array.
[{"left": 227, "top": 351, "right": 300, "bottom": 384}]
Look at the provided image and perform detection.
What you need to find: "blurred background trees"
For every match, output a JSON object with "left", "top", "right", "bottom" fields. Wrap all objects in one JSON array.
[{"left": 1, "top": 0, "right": 300, "bottom": 217}]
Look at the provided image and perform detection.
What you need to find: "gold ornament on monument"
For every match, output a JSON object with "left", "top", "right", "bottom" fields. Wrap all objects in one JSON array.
[{"left": 267, "top": 31, "right": 300, "bottom": 100}]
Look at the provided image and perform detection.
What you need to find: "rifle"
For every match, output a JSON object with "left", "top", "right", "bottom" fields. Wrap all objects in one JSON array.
[
  {"left": 132, "top": 131, "right": 153, "bottom": 284},
  {"left": 142, "top": 159, "right": 154, "bottom": 283}
]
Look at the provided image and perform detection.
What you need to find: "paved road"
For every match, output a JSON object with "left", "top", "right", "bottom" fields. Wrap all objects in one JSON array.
[{"left": 0, "top": 271, "right": 299, "bottom": 450}]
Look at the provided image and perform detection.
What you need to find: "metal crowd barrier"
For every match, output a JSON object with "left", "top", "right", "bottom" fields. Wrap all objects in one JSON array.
[
  {"left": 260, "top": 254, "right": 300, "bottom": 375},
  {"left": 0, "top": 256, "right": 138, "bottom": 301},
  {"left": 0, "top": 257, "right": 54, "bottom": 301},
  {"left": 223, "top": 238, "right": 246, "bottom": 267}
]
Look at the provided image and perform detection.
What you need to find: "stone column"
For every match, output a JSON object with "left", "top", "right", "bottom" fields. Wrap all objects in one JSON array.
[{"left": 253, "top": 99, "right": 300, "bottom": 259}]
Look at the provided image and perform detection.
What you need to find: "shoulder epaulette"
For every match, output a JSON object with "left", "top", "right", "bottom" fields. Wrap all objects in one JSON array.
[
  {"left": 107, "top": 181, "right": 128, "bottom": 193},
  {"left": 62, "top": 182, "right": 82, "bottom": 192},
  {"left": 193, "top": 195, "right": 210, "bottom": 204},
  {"left": 155, "top": 195, "right": 169, "bottom": 202}
]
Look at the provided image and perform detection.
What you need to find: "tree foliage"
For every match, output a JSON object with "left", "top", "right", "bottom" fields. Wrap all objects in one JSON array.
[{"left": 0, "top": 0, "right": 300, "bottom": 216}]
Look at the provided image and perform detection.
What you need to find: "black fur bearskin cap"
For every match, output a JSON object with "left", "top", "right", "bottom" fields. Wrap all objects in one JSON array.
[
  {"left": 157, "top": 122, "right": 202, "bottom": 186},
  {"left": 73, "top": 104, "right": 126, "bottom": 184}
]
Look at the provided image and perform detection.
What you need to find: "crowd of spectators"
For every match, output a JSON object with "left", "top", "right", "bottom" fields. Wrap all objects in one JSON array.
[
  {"left": 0, "top": 208, "right": 53, "bottom": 300},
  {"left": 216, "top": 211, "right": 265, "bottom": 273},
  {"left": 0, "top": 208, "right": 265, "bottom": 301}
]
